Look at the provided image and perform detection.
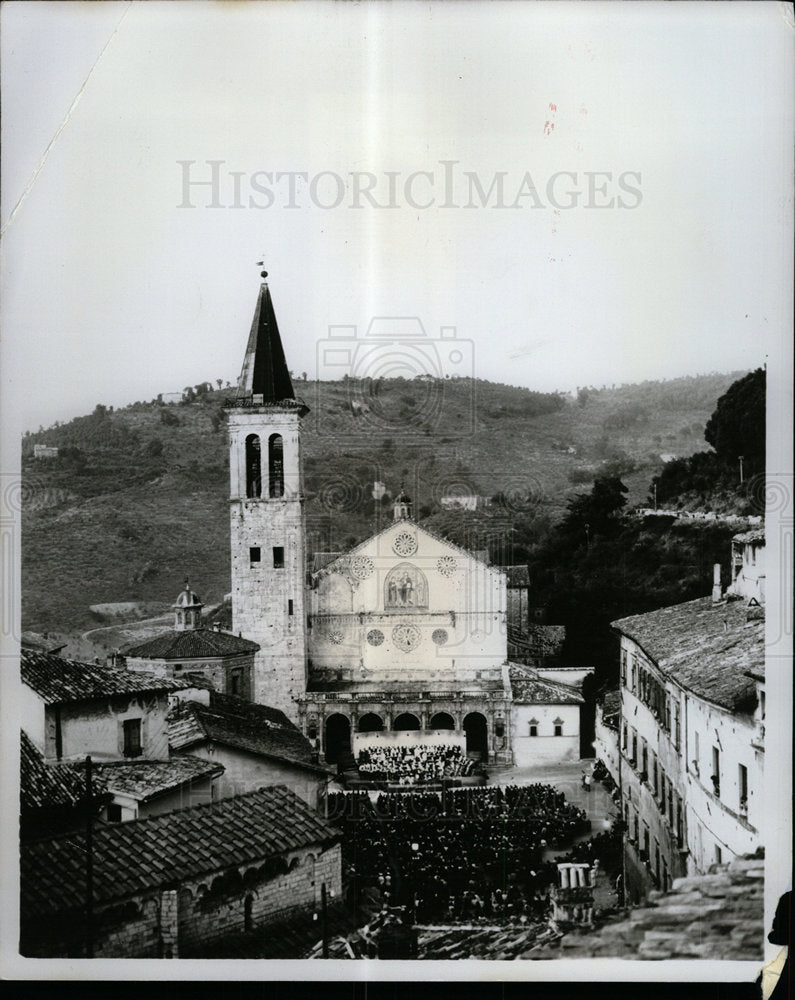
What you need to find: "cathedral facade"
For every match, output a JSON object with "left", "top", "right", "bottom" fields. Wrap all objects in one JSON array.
[{"left": 225, "top": 278, "right": 587, "bottom": 766}]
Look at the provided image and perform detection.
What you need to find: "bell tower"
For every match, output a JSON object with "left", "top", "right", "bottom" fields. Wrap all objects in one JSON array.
[{"left": 226, "top": 273, "right": 309, "bottom": 717}]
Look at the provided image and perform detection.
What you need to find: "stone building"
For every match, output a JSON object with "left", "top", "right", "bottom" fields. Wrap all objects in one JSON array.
[
  {"left": 123, "top": 581, "right": 259, "bottom": 700},
  {"left": 20, "top": 649, "right": 185, "bottom": 763},
  {"left": 20, "top": 784, "right": 342, "bottom": 958},
  {"left": 167, "top": 688, "right": 331, "bottom": 808},
  {"left": 222, "top": 278, "right": 590, "bottom": 767},
  {"left": 609, "top": 535, "right": 765, "bottom": 903}
]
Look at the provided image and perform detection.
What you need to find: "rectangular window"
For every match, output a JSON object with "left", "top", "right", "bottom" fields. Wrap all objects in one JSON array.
[
  {"left": 633, "top": 812, "right": 639, "bottom": 845},
  {"left": 631, "top": 730, "right": 638, "bottom": 766},
  {"left": 714, "top": 844, "right": 722, "bottom": 865},
  {"left": 641, "top": 740, "right": 648, "bottom": 778},
  {"left": 622, "top": 722, "right": 628, "bottom": 750},
  {"left": 249, "top": 546, "right": 261, "bottom": 564},
  {"left": 662, "top": 859, "right": 669, "bottom": 892},
  {"left": 273, "top": 546, "right": 285, "bottom": 568},
  {"left": 631, "top": 662, "right": 637, "bottom": 693},
  {"left": 676, "top": 794, "right": 684, "bottom": 844},
  {"left": 711, "top": 747, "right": 721, "bottom": 798},
  {"left": 652, "top": 755, "right": 658, "bottom": 796},
  {"left": 665, "top": 697, "right": 671, "bottom": 733},
  {"left": 643, "top": 825, "right": 650, "bottom": 859},
  {"left": 674, "top": 703, "right": 681, "bottom": 750},
  {"left": 654, "top": 841, "right": 661, "bottom": 880},
  {"left": 738, "top": 764, "right": 748, "bottom": 814},
  {"left": 123, "top": 718, "right": 142, "bottom": 758},
  {"left": 668, "top": 785, "right": 674, "bottom": 823},
  {"left": 288, "top": 599, "right": 294, "bottom": 616},
  {"left": 107, "top": 803, "right": 122, "bottom": 823},
  {"left": 230, "top": 668, "right": 243, "bottom": 697},
  {"left": 554, "top": 723, "right": 563, "bottom": 737},
  {"left": 529, "top": 724, "right": 538, "bottom": 737},
  {"left": 621, "top": 649, "right": 627, "bottom": 686}
]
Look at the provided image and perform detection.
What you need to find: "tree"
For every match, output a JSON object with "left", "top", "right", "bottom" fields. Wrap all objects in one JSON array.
[
  {"left": 704, "top": 367, "right": 765, "bottom": 475},
  {"left": 216, "top": 379, "right": 223, "bottom": 390},
  {"left": 563, "top": 476, "right": 628, "bottom": 535}
]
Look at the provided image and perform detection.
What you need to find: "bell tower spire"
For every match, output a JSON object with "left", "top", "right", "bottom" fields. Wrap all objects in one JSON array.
[{"left": 225, "top": 270, "right": 309, "bottom": 718}]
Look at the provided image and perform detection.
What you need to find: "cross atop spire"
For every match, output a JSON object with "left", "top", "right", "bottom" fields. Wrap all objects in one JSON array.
[{"left": 236, "top": 277, "right": 296, "bottom": 403}]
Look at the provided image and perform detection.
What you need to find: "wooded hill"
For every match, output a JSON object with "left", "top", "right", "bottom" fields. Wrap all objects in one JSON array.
[{"left": 22, "top": 370, "right": 747, "bottom": 632}]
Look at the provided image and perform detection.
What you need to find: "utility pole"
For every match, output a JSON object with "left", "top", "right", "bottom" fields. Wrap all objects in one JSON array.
[
  {"left": 738, "top": 455, "right": 744, "bottom": 484},
  {"left": 653, "top": 483, "right": 657, "bottom": 511},
  {"left": 85, "top": 755, "right": 94, "bottom": 958},
  {"left": 321, "top": 883, "right": 329, "bottom": 958}
]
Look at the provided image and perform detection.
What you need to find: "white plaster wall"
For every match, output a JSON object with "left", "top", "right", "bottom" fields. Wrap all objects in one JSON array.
[
  {"left": 511, "top": 703, "right": 580, "bottom": 766},
  {"left": 51, "top": 693, "right": 171, "bottom": 761}
]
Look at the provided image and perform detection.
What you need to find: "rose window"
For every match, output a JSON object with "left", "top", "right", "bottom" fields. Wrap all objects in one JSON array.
[
  {"left": 437, "top": 556, "right": 457, "bottom": 577},
  {"left": 392, "top": 624, "right": 421, "bottom": 652},
  {"left": 366, "top": 629, "right": 384, "bottom": 646},
  {"left": 327, "top": 630, "right": 344, "bottom": 645},
  {"left": 392, "top": 531, "right": 418, "bottom": 557},
  {"left": 350, "top": 555, "right": 375, "bottom": 580},
  {"left": 431, "top": 628, "right": 449, "bottom": 646}
]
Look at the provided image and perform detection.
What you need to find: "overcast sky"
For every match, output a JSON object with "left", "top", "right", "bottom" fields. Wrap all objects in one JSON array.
[{"left": 1, "top": 2, "right": 792, "bottom": 432}]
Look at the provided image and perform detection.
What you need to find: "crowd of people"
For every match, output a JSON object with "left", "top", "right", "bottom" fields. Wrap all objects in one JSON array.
[
  {"left": 356, "top": 744, "right": 476, "bottom": 784},
  {"left": 327, "top": 785, "right": 594, "bottom": 924}
]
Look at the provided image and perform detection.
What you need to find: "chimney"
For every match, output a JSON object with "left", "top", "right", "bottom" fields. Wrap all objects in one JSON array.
[{"left": 711, "top": 563, "right": 722, "bottom": 604}]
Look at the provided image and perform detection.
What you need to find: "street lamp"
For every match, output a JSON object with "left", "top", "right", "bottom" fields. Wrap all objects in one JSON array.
[{"left": 410, "top": 842, "right": 420, "bottom": 924}]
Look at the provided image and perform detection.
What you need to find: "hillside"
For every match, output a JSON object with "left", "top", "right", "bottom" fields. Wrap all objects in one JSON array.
[{"left": 22, "top": 371, "right": 746, "bottom": 632}]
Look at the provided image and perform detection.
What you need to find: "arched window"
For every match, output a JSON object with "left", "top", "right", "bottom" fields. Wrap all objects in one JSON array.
[
  {"left": 384, "top": 563, "right": 429, "bottom": 609},
  {"left": 268, "top": 434, "right": 284, "bottom": 498},
  {"left": 245, "top": 434, "right": 262, "bottom": 498}
]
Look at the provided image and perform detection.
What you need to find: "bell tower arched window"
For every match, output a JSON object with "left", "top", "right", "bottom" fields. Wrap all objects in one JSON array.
[
  {"left": 269, "top": 434, "right": 284, "bottom": 498},
  {"left": 245, "top": 434, "right": 262, "bottom": 498}
]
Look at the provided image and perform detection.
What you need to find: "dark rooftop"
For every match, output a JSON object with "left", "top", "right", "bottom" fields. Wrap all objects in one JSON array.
[
  {"left": 20, "top": 731, "right": 107, "bottom": 813},
  {"left": 168, "top": 691, "right": 327, "bottom": 773},
  {"left": 508, "top": 664, "right": 583, "bottom": 705},
  {"left": 733, "top": 528, "right": 765, "bottom": 544},
  {"left": 94, "top": 756, "right": 224, "bottom": 802},
  {"left": 122, "top": 626, "right": 259, "bottom": 660},
  {"left": 529, "top": 855, "right": 764, "bottom": 960},
  {"left": 22, "top": 649, "right": 186, "bottom": 706},
  {"left": 612, "top": 596, "right": 764, "bottom": 711},
  {"left": 21, "top": 785, "right": 341, "bottom": 920}
]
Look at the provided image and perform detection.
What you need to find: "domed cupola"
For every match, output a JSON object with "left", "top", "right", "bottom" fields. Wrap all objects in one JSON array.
[
  {"left": 393, "top": 486, "right": 412, "bottom": 521},
  {"left": 173, "top": 578, "right": 203, "bottom": 631}
]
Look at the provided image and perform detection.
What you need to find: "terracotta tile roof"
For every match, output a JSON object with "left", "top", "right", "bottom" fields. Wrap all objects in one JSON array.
[
  {"left": 21, "top": 785, "right": 341, "bottom": 919},
  {"left": 612, "top": 597, "right": 763, "bottom": 711},
  {"left": 419, "top": 922, "right": 557, "bottom": 960},
  {"left": 94, "top": 756, "right": 224, "bottom": 802},
  {"left": 600, "top": 689, "right": 621, "bottom": 724},
  {"left": 508, "top": 664, "right": 584, "bottom": 705},
  {"left": 529, "top": 855, "right": 764, "bottom": 960},
  {"left": 21, "top": 632, "right": 67, "bottom": 654},
  {"left": 20, "top": 731, "right": 107, "bottom": 812},
  {"left": 21, "top": 649, "right": 186, "bottom": 706},
  {"left": 168, "top": 692, "right": 327, "bottom": 773},
  {"left": 122, "top": 627, "right": 259, "bottom": 660}
]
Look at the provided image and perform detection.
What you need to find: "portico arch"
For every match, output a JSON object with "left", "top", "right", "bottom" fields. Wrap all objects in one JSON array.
[
  {"left": 393, "top": 712, "right": 420, "bottom": 731},
  {"left": 463, "top": 712, "right": 488, "bottom": 757},
  {"left": 324, "top": 713, "right": 351, "bottom": 764},
  {"left": 358, "top": 712, "right": 384, "bottom": 733},
  {"left": 429, "top": 712, "right": 455, "bottom": 730}
]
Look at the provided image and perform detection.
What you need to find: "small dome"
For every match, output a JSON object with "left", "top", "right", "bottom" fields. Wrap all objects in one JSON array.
[{"left": 173, "top": 580, "right": 202, "bottom": 608}]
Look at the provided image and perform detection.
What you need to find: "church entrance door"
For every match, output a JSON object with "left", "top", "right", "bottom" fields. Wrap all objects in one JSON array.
[
  {"left": 324, "top": 713, "right": 351, "bottom": 765},
  {"left": 463, "top": 712, "right": 488, "bottom": 758}
]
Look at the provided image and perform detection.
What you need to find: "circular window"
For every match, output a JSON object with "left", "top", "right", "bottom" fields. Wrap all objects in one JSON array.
[
  {"left": 350, "top": 555, "right": 375, "bottom": 580},
  {"left": 392, "top": 624, "right": 421, "bottom": 652},
  {"left": 366, "top": 629, "right": 384, "bottom": 646},
  {"left": 431, "top": 629, "right": 449, "bottom": 646},
  {"left": 327, "top": 630, "right": 344, "bottom": 645},
  {"left": 437, "top": 556, "right": 457, "bottom": 577},
  {"left": 393, "top": 531, "right": 418, "bottom": 557}
]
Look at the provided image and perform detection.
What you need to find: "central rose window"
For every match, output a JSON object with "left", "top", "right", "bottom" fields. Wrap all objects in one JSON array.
[{"left": 392, "top": 624, "right": 421, "bottom": 652}]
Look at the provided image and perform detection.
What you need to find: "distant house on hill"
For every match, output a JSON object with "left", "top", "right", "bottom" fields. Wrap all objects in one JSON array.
[
  {"left": 160, "top": 391, "right": 183, "bottom": 404},
  {"left": 33, "top": 444, "right": 59, "bottom": 460},
  {"left": 167, "top": 689, "right": 332, "bottom": 808},
  {"left": 122, "top": 582, "right": 259, "bottom": 701}
]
